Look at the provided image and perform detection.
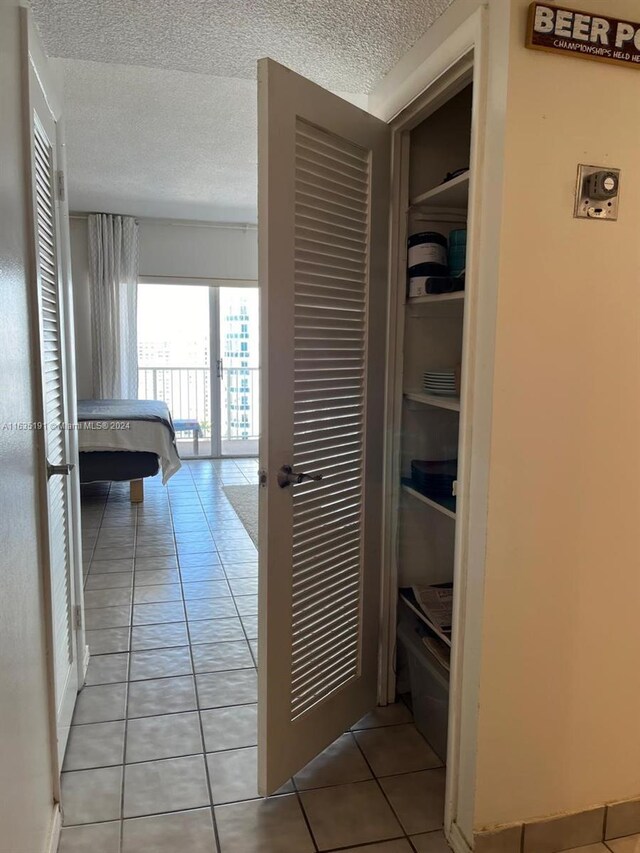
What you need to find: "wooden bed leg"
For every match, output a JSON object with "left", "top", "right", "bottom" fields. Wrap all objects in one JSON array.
[{"left": 130, "top": 479, "right": 144, "bottom": 503}]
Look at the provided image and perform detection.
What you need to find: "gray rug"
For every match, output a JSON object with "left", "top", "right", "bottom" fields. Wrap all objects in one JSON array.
[{"left": 223, "top": 484, "right": 259, "bottom": 547}]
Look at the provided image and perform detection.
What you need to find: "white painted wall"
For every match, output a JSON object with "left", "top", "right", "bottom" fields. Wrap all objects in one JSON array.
[
  {"left": 70, "top": 217, "right": 258, "bottom": 396},
  {"left": 138, "top": 219, "right": 257, "bottom": 280},
  {"left": 0, "top": 2, "right": 57, "bottom": 851}
]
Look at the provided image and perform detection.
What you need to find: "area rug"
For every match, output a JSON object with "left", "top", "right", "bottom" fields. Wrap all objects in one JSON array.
[{"left": 223, "top": 484, "right": 259, "bottom": 547}]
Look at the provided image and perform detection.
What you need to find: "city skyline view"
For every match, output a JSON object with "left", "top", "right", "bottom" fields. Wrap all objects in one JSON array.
[{"left": 137, "top": 283, "right": 259, "bottom": 455}]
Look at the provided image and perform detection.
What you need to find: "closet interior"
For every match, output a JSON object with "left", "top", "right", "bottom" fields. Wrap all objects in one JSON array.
[{"left": 393, "top": 77, "right": 474, "bottom": 765}]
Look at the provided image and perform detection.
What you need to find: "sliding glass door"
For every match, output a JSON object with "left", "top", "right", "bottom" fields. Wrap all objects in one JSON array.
[{"left": 137, "top": 282, "right": 259, "bottom": 458}]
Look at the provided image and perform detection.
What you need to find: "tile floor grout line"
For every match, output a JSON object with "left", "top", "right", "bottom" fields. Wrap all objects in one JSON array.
[
  {"left": 290, "top": 768, "right": 322, "bottom": 853},
  {"left": 349, "top": 726, "right": 424, "bottom": 849},
  {"left": 74, "top": 463, "right": 441, "bottom": 852},
  {"left": 118, "top": 479, "right": 139, "bottom": 852},
  {"left": 169, "top": 467, "right": 226, "bottom": 853}
]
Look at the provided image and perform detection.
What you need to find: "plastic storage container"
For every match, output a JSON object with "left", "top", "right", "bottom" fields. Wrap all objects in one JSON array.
[
  {"left": 397, "top": 614, "right": 450, "bottom": 762},
  {"left": 448, "top": 228, "right": 467, "bottom": 277},
  {"left": 407, "top": 231, "right": 448, "bottom": 276}
]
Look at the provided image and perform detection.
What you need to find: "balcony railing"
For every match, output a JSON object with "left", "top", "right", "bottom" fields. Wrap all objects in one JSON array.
[{"left": 138, "top": 366, "right": 259, "bottom": 456}]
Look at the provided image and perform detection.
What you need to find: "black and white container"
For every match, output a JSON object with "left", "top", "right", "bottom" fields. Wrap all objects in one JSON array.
[{"left": 407, "top": 231, "right": 448, "bottom": 277}]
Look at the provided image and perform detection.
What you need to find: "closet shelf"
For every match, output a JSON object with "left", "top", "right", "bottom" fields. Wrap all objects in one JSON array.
[
  {"left": 410, "top": 170, "right": 470, "bottom": 210},
  {"left": 404, "top": 391, "right": 460, "bottom": 412},
  {"left": 399, "top": 591, "right": 452, "bottom": 648},
  {"left": 401, "top": 480, "right": 456, "bottom": 519},
  {"left": 407, "top": 291, "right": 465, "bottom": 307}
]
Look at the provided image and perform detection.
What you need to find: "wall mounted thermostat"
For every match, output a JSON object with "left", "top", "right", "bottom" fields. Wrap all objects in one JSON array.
[{"left": 574, "top": 164, "right": 620, "bottom": 220}]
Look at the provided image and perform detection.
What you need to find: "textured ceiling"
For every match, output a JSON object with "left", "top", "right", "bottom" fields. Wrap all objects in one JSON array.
[
  {"left": 56, "top": 59, "right": 260, "bottom": 222},
  {"left": 35, "top": 0, "right": 455, "bottom": 221},
  {"left": 34, "top": 0, "right": 454, "bottom": 93}
]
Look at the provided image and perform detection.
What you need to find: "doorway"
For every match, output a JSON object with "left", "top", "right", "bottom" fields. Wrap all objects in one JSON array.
[{"left": 137, "top": 281, "right": 260, "bottom": 458}]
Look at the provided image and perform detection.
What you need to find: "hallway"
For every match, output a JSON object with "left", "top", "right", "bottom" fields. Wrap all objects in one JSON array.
[{"left": 59, "top": 459, "right": 448, "bottom": 853}]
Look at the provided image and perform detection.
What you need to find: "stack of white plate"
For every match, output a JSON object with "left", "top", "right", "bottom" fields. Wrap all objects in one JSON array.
[{"left": 423, "top": 369, "right": 457, "bottom": 397}]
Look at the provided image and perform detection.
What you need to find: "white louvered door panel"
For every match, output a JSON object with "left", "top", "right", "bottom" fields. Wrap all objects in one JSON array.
[
  {"left": 30, "top": 81, "right": 78, "bottom": 766},
  {"left": 258, "top": 59, "right": 390, "bottom": 794}
]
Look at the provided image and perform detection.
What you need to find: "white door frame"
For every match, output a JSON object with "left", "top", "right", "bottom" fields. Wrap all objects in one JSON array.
[
  {"left": 374, "top": 7, "right": 508, "bottom": 850},
  {"left": 209, "top": 285, "right": 223, "bottom": 457}
]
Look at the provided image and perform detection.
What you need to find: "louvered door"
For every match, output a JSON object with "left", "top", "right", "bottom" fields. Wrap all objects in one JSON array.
[
  {"left": 29, "top": 71, "right": 78, "bottom": 766},
  {"left": 257, "top": 59, "right": 390, "bottom": 794}
]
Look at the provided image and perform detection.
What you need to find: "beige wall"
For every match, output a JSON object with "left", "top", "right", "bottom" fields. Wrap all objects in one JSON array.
[
  {"left": 475, "top": 0, "right": 640, "bottom": 829},
  {"left": 69, "top": 218, "right": 258, "bottom": 397},
  {"left": 0, "top": 2, "right": 57, "bottom": 851}
]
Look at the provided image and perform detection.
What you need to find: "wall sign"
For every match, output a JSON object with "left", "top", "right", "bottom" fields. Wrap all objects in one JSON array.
[{"left": 527, "top": 3, "right": 640, "bottom": 69}]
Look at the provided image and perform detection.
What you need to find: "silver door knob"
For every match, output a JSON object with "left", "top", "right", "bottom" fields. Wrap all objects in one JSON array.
[
  {"left": 47, "top": 462, "right": 74, "bottom": 479},
  {"left": 277, "top": 465, "right": 323, "bottom": 488}
]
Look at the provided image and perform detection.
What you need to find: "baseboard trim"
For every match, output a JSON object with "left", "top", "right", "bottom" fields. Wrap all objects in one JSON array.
[
  {"left": 448, "top": 820, "right": 473, "bottom": 853},
  {"left": 46, "top": 803, "right": 61, "bottom": 853},
  {"left": 474, "top": 794, "right": 640, "bottom": 853}
]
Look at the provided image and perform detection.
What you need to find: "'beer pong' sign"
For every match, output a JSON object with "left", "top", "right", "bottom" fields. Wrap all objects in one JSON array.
[{"left": 526, "top": 3, "right": 640, "bottom": 69}]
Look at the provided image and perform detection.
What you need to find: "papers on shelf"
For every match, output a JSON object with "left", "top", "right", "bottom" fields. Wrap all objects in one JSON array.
[
  {"left": 422, "top": 634, "right": 451, "bottom": 671},
  {"left": 411, "top": 583, "right": 453, "bottom": 639}
]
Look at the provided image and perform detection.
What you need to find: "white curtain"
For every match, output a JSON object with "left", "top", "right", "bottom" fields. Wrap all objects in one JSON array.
[{"left": 88, "top": 214, "right": 139, "bottom": 399}]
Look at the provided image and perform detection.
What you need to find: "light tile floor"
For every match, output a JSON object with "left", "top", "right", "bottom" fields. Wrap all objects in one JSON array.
[{"left": 59, "top": 458, "right": 631, "bottom": 853}]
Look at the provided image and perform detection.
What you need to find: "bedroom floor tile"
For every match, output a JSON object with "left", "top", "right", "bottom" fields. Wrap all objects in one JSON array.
[
  {"left": 132, "top": 601, "right": 186, "bottom": 626},
  {"left": 58, "top": 822, "right": 121, "bottom": 853},
  {"left": 133, "top": 583, "right": 183, "bottom": 604},
  {"left": 196, "top": 669, "right": 258, "bottom": 709},
  {"left": 127, "top": 675, "right": 197, "bottom": 718},
  {"left": 85, "top": 572, "right": 134, "bottom": 590},
  {"left": 129, "top": 646, "right": 193, "bottom": 680},
  {"left": 61, "top": 766, "right": 123, "bottom": 825},
  {"left": 180, "top": 564, "right": 227, "bottom": 582},
  {"left": 182, "top": 580, "right": 232, "bottom": 599},
  {"left": 191, "top": 640, "right": 255, "bottom": 673},
  {"left": 84, "top": 605, "right": 132, "bottom": 630},
  {"left": 131, "top": 621, "right": 189, "bottom": 650},
  {"left": 121, "top": 808, "right": 218, "bottom": 853},
  {"left": 135, "top": 555, "right": 179, "bottom": 571},
  {"left": 85, "top": 653, "right": 129, "bottom": 686},
  {"left": 185, "top": 597, "right": 237, "bottom": 620},
  {"left": 89, "top": 552, "right": 133, "bottom": 575},
  {"left": 201, "top": 704, "right": 258, "bottom": 752},
  {"left": 215, "top": 795, "right": 315, "bottom": 853},
  {"left": 123, "top": 755, "right": 209, "bottom": 818},
  {"left": 125, "top": 712, "right": 203, "bottom": 763},
  {"left": 71, "top": 462, "right": 438, "bottom": 853},
  {"left": 63, "top": 721, "right": 126, "bottom": 771},
  {"left": 73, "top": 683, "right": 127, "bottom": 725}
]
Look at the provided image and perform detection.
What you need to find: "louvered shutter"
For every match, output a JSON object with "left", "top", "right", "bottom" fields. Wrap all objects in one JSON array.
[
  {"left": 290, "top": 120, "right": 370, "bottom": 719},
  {"left": 258, "top": 59, "right": 390, "bottom": 794},
  {"left": 31, "top": 97, "right": 77, "bottom": 765}
]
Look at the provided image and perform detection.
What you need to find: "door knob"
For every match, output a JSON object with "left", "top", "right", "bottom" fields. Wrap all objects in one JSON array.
[
  {"left": 277, "top": 465, "right": 323, "bottom": 488},
  {"left": 47, "top": 462, "right": 74, "bottom": 479}
]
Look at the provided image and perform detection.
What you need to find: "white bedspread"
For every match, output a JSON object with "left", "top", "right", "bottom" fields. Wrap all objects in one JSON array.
[{"left": 78, "top": 420, "right": 181, "bottom": 484}]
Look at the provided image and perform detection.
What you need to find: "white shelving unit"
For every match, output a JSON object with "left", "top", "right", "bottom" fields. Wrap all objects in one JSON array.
[
  {"left": 404, "top": 390, "right": 461, "bottom": 412},
  {"left": 401, "top": 482, "right": 456, "bottom": 520},
  {"left": 407, "top": 291, "right": 465, "bottom": 307},
  {"left": 399, "top": 591, "right": 453, "bottom": 648},
  {"left": 388, "top": 76, "right": 475, "bottom": 760},
  {"left": 410, "top": 169, "right": 470, "bottom": 210}
]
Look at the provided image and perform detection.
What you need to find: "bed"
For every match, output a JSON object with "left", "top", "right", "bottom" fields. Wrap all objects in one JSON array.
[{"left": 77, "top": 399, "right": 182, "bottom": 502}]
